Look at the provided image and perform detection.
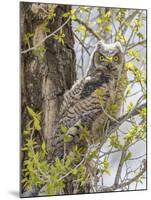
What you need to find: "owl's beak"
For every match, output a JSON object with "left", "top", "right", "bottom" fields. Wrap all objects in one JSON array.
[{"left": 106, "top": 56, "right": 113, "bottom": 63}]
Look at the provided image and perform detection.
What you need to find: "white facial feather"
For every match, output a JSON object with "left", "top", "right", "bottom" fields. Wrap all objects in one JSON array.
[{"left": 87, "top": 40, "right": 125, "bottom": 76}]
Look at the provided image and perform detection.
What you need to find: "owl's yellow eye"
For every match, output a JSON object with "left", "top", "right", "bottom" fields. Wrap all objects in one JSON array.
[
  {"left": 113, "top": 55, "right": 119, "bottom": 62},
  {"left": 99, "top": 55, "right": 105, "bottom": 61}
]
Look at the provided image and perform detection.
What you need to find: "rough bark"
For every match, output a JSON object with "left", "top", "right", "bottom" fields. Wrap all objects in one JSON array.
[
  {"left": 20, "top": 2, "right": 76, "bottom": 194},
  {"left": 21, "top": 2, "right": 76, "bottom": 141}
]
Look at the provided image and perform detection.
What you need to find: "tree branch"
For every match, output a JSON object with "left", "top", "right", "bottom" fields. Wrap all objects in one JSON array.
[
  {"left": 21, "top": 17, "right": 71, "bottom": 54},
  {"left": 126, "top": 39, "right": 146, "bottom": 51},
  {"left": 114, "top": 142, "right": 129, "bottom": 186},
  {"left": 73, "top": 32, "right": 91, "bottom": 56},
  {"left": 119, "top": 102, "right": 146, "bottom": 122},
  {"left": 102, "top": 166, "right": 146, "bottom": 192},
  {"left": 109, "top": 102, "right": 146, "bottom": 135},
  {"left": 74, "top": 18, "right": 101, "bottom": 40}
]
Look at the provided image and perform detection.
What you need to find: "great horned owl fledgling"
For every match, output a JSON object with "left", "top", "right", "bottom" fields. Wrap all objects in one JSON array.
[{"left": 51, "top": 40, "right": 127, "bottom": 159}]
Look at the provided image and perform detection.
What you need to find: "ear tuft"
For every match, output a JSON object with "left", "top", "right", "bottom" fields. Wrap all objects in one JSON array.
[
  {"left": 96, "top": 40, "right": 104, "bottom": 49},
  {"left": 115, "top": 41, "right": 124, "bottom": 53}
]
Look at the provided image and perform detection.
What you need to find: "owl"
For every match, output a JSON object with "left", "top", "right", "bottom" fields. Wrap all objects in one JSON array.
[
  {"left": 87, "top": 40, "right": 125, "bottom": 77},
  {"left": 50, "top": 40, "right": 127, "bottom": 159}
]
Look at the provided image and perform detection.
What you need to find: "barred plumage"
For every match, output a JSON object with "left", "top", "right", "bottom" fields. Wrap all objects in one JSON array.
[{"left": 50, "top": 40, "right": 127, "bottom": 160}]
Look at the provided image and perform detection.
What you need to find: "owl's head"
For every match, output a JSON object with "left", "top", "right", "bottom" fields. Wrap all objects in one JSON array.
[{"left": 87, "top": 40, "right": 125, "bottom": 76}]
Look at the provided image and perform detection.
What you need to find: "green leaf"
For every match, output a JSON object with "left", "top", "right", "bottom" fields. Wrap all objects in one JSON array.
[
  {"left": 124, "top": 21, "right": 131, "bottom": 27},
  {"left": 103, "top": 156, "right": 109, "bottom": 168},
  {"left": 104, "top": 10, "right": 112, "bottom": 20},
  {"left": 33, "top": 45, "right": 46, "bottom": 58},
  {"left": 27, "top": 106, "right": 36, "bottom": 118},
  {"left": 21, "top": 177, "right": 28, "bottom": 183},
  {"left": 134, "top": 26, "right": 138, "bottom": 33},
  {"left": 126, "top": 62, "right": 134, "bottom": 70},
  {"left": 22, "top": 147, "right": 28, "bottom": 151},
  {"left": 72, "top": 168, "right": 78, "bottom": 175},
  {"left": 124, "top": 125, "right": 138, "bottom": 142},
  {"left": 110, "top": 134, "right": 123, "bottom": 149},
  {"left": 116, "top": 31, "right": 127, "bottom": 44},
  {"left": 116, "top": 9, "right": 126, "bottom": 22},
  {"left": 124, "top": 151, "right": 132, "bottom": 161},
  {"left": 137, "top": 32, "right": 144, "bottom": 40},
  {"left": 41, "top": 142, "right": 46, "bottom": 152},
  {"left": 80, "top": 6, "right": 90, "bottom": 13},
  {"left": 34, "top": 117, "right": 41, "bottom": 131},
  {"left": 76, "top": 25, "right": 86, "bottom": 32},
  {"left": 54, "top": 29, "right": 65, "bottom": 45},
  {"left": 128, "top": 102, "right": 134, "bottom": 112},
  {"left": 97, "top": 18, "right": 102, "bottom": 24},
  {"left": 64, "top": 134, "right": 72, "bottom": 143},
  {"left": 128, "top": 49, "right": 139, "bottom": 57},
  {"left": 100, "top": 156, "right": 111, "bottom": 175},
  {"left": 110, "top": 103, "right": 119, "bottom": 112},
  {"left": 63, "top": 9, "right": 77, "bottom": 20},
  {"left": 139, "top": 107, "right": 146, "bottom": 119},
  {"left": 60, "top": 126, "right": 68, "bottom": 134},
  {"left": 126, "top": 85, "right": 131, "bottom": 95},
  {"left": 23, "top": 32, "right": 34, "bottom": 45},
  {"left": 47, "top": 182, "right": 54, "bottom": 195},
  {"left": 87, "top": 150, "right": 98, "bottom": 160},
  {"left": 55, "top": 158, "right": 65, "bottom": 172},
  {"left": 105, "top": 24, "right": 112, "bottom": 32},
  {"left": 23, "top": 129, "right": 32, "bottom": 135}
]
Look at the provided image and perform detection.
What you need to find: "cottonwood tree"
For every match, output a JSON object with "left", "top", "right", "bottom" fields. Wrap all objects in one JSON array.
[{"left": 20, "top": 3, "right": 146, "bottom": 197}]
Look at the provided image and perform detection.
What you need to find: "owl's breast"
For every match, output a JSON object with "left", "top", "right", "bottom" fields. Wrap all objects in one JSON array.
[{"left": 90, "top": 75, "right": 125, "bottom": 143}]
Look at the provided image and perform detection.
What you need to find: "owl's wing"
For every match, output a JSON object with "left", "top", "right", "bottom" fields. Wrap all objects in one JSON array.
[
  {"left": 51, "top": 74, "right": 111, "bottom": 159},
  {"left": 59, "top": 77, "right": 90, "bottom": 118},
  {"left": 58, "top": 74, "right": 110, "bottom": 128}
]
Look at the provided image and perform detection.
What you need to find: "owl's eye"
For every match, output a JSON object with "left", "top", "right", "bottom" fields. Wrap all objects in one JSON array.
[
  {"left": 99, "top": 55, "right": 105, "bottom": 61},
  {"left": 113, "top": 55, "right": 119, "bottom": 62}
]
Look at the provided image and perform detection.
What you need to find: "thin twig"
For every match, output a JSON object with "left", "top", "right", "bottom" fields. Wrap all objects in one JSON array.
[
  {"left": 102, "top": 166, "right": 146, "bottom": 192},
  {"left": 21, "top": 17, "right": 71, "bottom": 54},
  {"left": 74, "top": 18, "right": 101, "bottom": 40},
  {"left": 109, "top": 102, "right": 146, "bottom": 135},
  {"left": 114, "top": 142, "right": 129, "bottom": 186},
  {"left": 58, "top": 156, "right": 85, "bottom": 181},
  {"left": 73, "top": 32, "right": 91, "bottom": 56},
  {"left": 129, "top": 153, "right": 146, "bottom": 161},
  {"left": 126, "top": 40, "right": 146, "bottom": 51}
]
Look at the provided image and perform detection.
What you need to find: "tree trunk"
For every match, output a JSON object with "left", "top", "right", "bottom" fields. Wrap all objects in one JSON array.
[
  {"left": 20, "top": 2, "right": 76, "bottom": 193},
  {"left": 21, "top": 2, "right": 76, "bottom": 142}
]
